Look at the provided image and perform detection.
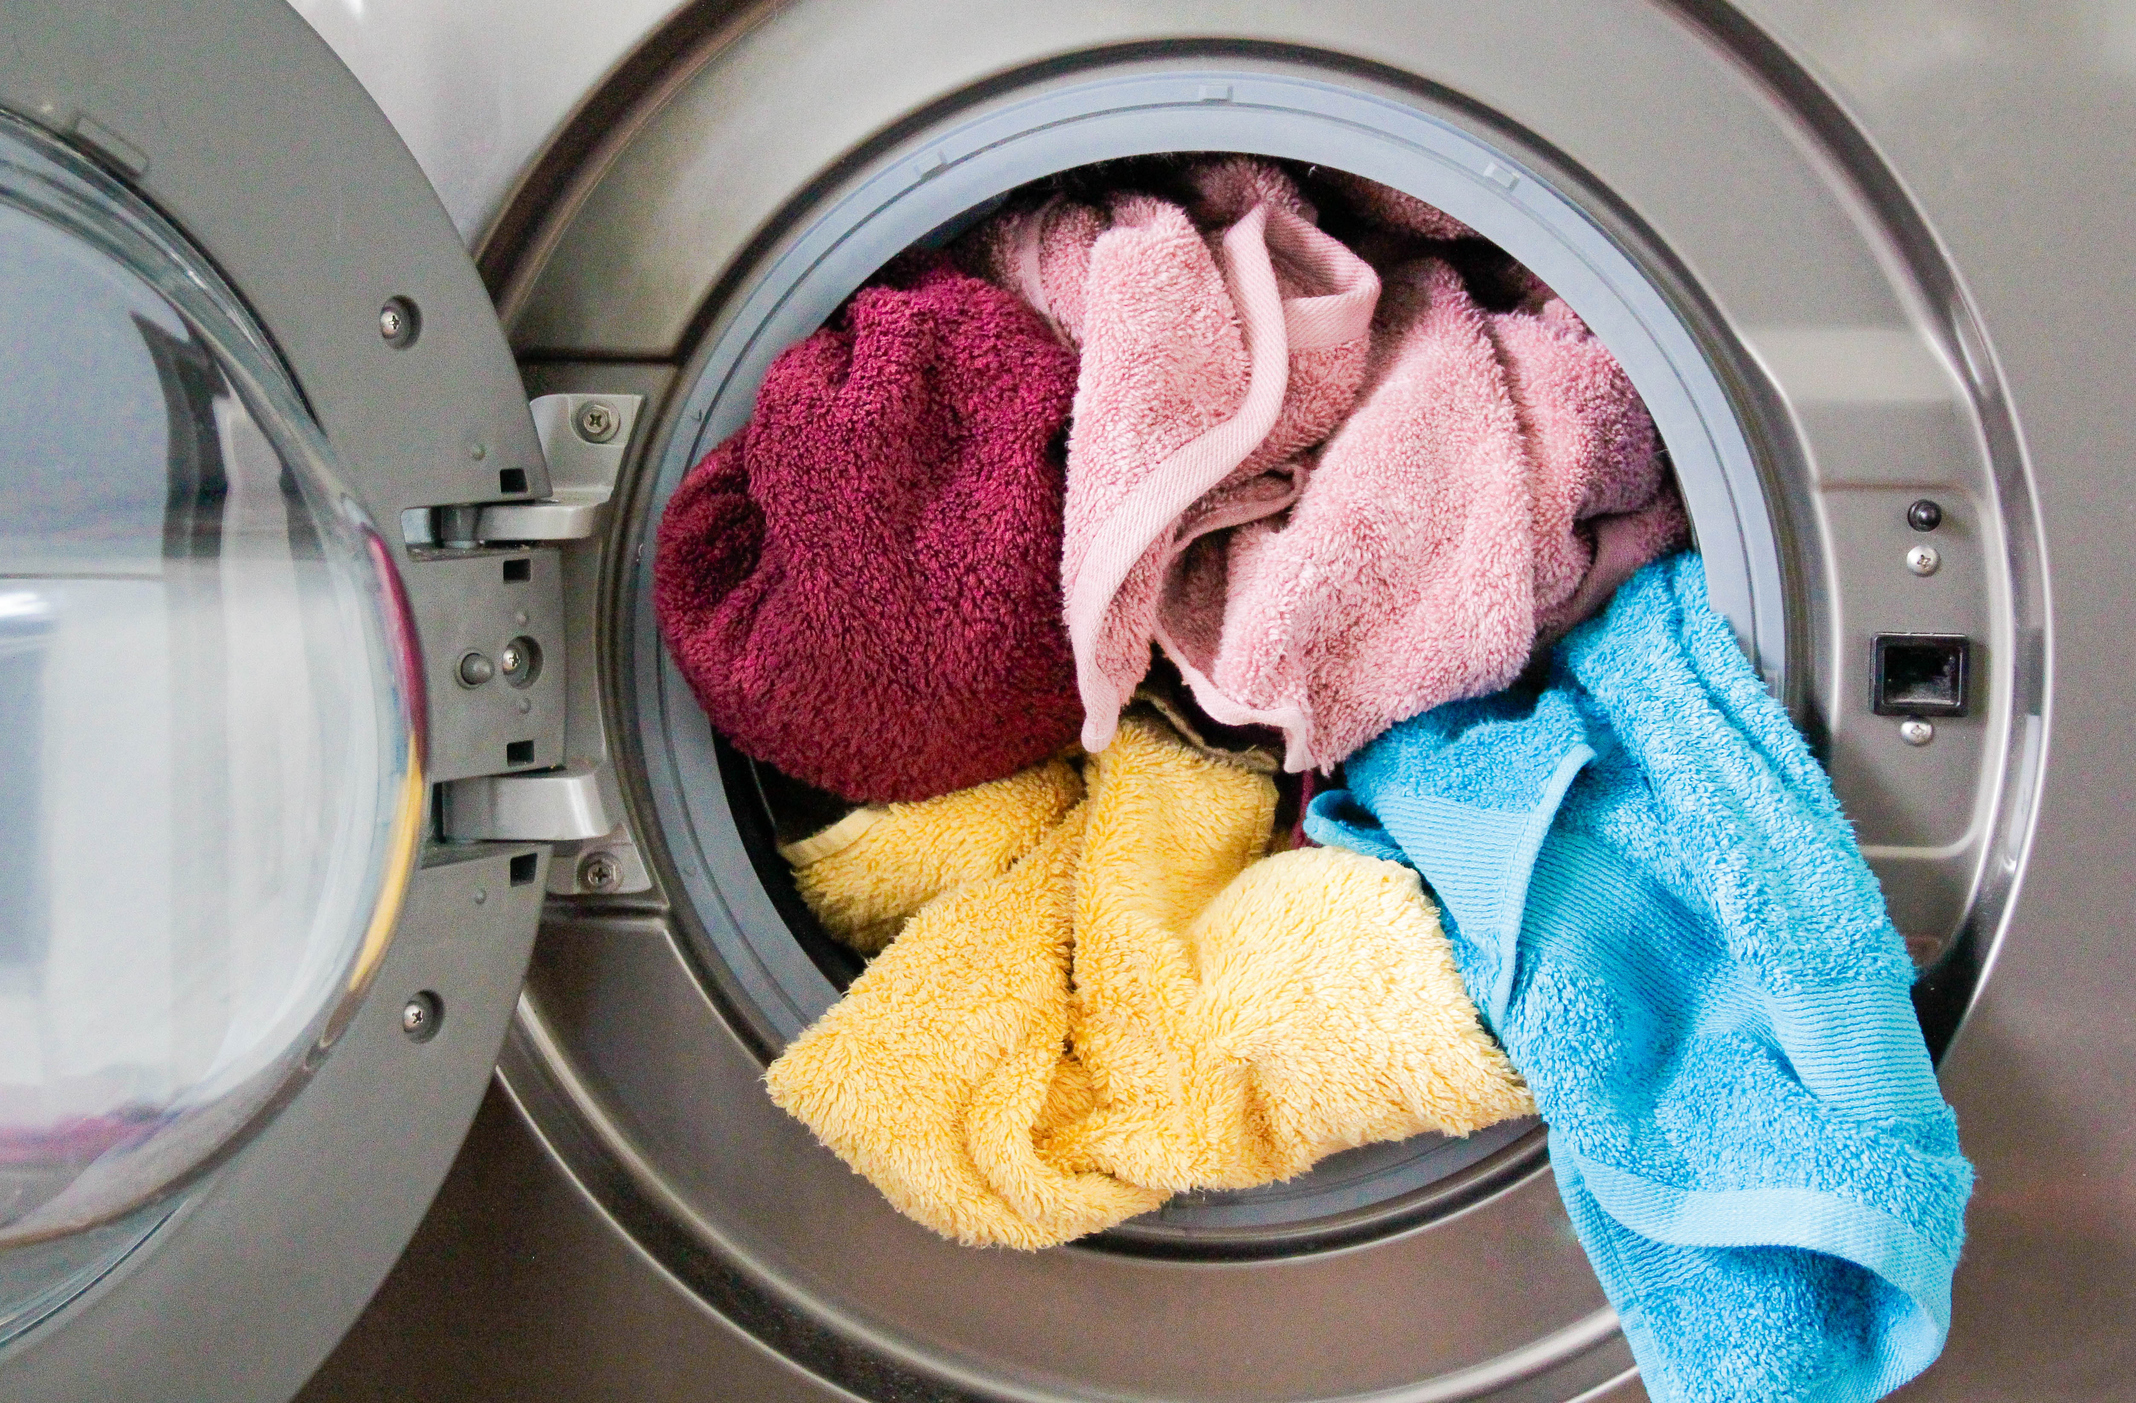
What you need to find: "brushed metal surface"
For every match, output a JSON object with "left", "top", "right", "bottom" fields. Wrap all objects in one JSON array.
[
  {"left": 291, "top": 0, "right": 691, "bottom": 244},
  {"left": 1719, "top": 3, "right": 2136, "bottom": 1398},
  {"left": 309, "top": 0, "right": 2128, "bottom": 1399},
  {"left": 499, "top": 915, "right": 1631, "bottom": 1400},
  {"left": 298, "top": 1087, "right": 851, "bottom": 1403},
  {"left": 495, "top": 0, "right": 2027, "bottom": 966}
]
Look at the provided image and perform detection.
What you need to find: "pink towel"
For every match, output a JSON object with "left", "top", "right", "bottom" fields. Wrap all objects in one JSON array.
[
  {"left": 1317, "top": 168, "right": 1478, "bottom": 242},
  {"left": 653, "top": 255, "right": 1084, "bottom": 804},
  {"left": 972, "top": 158, "right": 1381, "bottom": 754},
  {"left": 1158, "top": 258, "right": 1687, "bottom": 772}
]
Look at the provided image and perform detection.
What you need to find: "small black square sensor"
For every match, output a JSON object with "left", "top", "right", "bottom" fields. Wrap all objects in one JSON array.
[{"left": 1872, "top": 634, "right": 1971, "bottom": 717}]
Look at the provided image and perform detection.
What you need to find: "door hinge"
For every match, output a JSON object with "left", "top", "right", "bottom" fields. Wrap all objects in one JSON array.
[{"left": 399, "top": 394, "right": 643, "bottom": 546}]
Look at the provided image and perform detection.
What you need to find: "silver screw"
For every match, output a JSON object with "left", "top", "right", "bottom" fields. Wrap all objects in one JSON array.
[
  {"left": 1906, "top": 544, "right": 1941, "bottom": 576},
  {"left": 467, "top": 441, "right": 488, "bottom": 461},
  {"left": 379, "top": 297, "right": 419, "bottom": 347},
  {"left": 458, "top": 651, "right": 495, "bottom": 686},
  {"left": 380, "top": 294, "right": 420, "bottom": 348},
  {"left": 1899, "top": 718, "right": 1936, "bottom": 746},
  {"left": 500, "top": 635, "right": 541, "bottom": 689},
  {"left": 578, "top": 851, "right": 623, "bottom": 893},
  {"left": 575, "top": 401, "right": 620, "bottom": 443},
  {"left": 400, "top": 992, "right": 441, "bottom": 1042}
]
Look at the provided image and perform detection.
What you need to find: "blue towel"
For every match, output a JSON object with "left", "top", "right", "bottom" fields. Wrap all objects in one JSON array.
[{"left": 1307, "top": 554, "right": 1971, "bottom": 1403}]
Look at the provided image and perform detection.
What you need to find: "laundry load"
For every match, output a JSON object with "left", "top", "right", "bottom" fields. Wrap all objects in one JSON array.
[
  {"left": 1307, "top": 553, "right": 1972, "bottom": 1403},
  {"left": 653, "top": 253, "right": 1083, "bottom": 804},
  {"left": 968, "top": 158, "right": 1382, "bottom": 755},
  {"left": 779, "top": 759, "right": 1086, "bottom": 955},
  {"left": 1158, "top": 257, "right": 1687, "bottom": 773},
  {"left": 766, "top": 716, "right": 1533, "bottom": 1249}
]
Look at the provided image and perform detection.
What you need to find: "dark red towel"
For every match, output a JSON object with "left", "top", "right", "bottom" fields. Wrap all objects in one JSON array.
[{"left": 655, "top": 256, "right": 1083, "bottom": 803}]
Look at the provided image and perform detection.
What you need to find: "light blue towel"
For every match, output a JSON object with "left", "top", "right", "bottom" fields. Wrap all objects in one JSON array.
[{"left": 1307, "top": 554, "right": 1971, "bottom": 1403}]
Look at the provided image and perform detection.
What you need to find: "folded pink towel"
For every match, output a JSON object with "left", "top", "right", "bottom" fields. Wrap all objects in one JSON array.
[
  {"left": 653, "top": 255, "right": 1084, "bottom": 803},
  {"left": 1159, "top": 257, "right": 1686, "bottom": 771},
  {"left": 973, "top": 159, "right": 1381, "bottom": 754}
]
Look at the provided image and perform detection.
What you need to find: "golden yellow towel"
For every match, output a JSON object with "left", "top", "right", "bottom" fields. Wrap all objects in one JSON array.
[
  {"left": 781, "top": 758, "right": 1083, "bottom": 953},
  {"left": 766, "top": 802, "right": 1166, "bottom": 1247},
  {"left": 766, "top": 717, "right": 1532, "bottom": 1248},
  {"left": 1045, "top": 723, "right": 1533, "bottom": 1192}
]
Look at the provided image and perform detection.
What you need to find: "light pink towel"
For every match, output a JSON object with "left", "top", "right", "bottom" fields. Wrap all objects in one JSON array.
[
  {"left": 974, "top": 159, "right": 1381, "bottom": 753},
  {"left": 1158, "top": 258, "right": 1687, "bottom": 772},
  {"left": 1317, "top": 168, "right": 1478, "bottom": 242}
]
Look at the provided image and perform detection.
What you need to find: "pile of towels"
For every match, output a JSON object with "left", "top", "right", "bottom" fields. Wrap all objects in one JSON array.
[
  {"left": 654, "top": 156, "right": 1970, "bottom": 1403},
  {"left": 768, "top": 715, "right": 1533, "bottom": 1249},
  {"left": 655, "top": 155, "right": 1682, "bottom": 797}
]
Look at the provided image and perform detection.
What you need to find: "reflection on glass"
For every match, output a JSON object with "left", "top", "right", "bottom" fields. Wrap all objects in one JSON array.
[
  {"left": 0, "top": 107, "right": 419, "bottom": 1298},
  {"left": 0, "top": 1199, "right": 172, "bottom": 1349}
]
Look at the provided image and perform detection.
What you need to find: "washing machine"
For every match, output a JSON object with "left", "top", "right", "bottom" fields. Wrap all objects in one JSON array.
[{"left": 0, "top": 0, "right": 2128, "bottom": 1399}]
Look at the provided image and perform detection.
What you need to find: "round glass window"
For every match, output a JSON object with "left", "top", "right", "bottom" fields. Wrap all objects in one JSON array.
[{"left": 0, "top": 112, "right": 424, "bottom": 1258}]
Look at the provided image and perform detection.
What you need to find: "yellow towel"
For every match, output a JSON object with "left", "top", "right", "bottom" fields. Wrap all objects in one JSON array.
[
  {"left": 781, "top": 758, "right": 1083, "bottom": 953},
  {"left": 766, "top": 717, "right": 1532, "bottom": 1248},
  {"left": 1052, "top": 844, "right": 1538, "bottom": 1188},
  {"left": 766, "top": 802, "right": 1166, "bottom": 1247},
  {"left": 1046, "top": 722, "right": 1533, "bottom": 1191}
]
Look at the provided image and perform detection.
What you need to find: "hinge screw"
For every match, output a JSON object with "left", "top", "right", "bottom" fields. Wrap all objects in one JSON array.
[
  {"left": 578, "top": 852, "right": 623, "bottom": 892},
  {"left": 575, "top": 401, "right": 620, "bottom": 443}
]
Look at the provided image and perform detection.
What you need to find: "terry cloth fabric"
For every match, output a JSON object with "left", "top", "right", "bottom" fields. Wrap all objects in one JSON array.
[
  {"left": 1159, "top": 256, "right": 1687, "bottom": 772},
  {"left": 765, "top": 716, "right": 1531, "bottom": 1249},
  {"left": 782, "top": 758, "right": 1085, "bottom": 954},
  {"left": 1316, "top": 167, "right": 1478, "bottom": 242},
  {"left": 970, "top": 158, "right": 1382, "bottom": 754},
  {"left": 653, "top": 254, "right": 1083, "bottom": 804},
  {"left": 1305, "top": 553, "right": 1971, "bottom": 1403}
]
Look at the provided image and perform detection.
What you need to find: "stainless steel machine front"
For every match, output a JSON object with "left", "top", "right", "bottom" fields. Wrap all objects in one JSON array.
[{"left": 3, "top": 2, "right": 2131, "bottom": 1401}]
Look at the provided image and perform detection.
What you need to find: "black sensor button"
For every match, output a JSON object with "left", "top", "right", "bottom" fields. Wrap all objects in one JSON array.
[{"left": 1872, "top": 634, "right": 1971, "bottom": 717}]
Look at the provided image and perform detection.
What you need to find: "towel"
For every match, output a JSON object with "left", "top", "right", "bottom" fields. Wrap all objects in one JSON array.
[
  {"left": 970, "top": 158, "right": 1381, "bottom": 754},
  {"left": 767, "top": 716, "right": 1530, "bottom": 1248},
  {"left": 1045, "top": 723, "right": 1533, "bottom": 1194},
  {"left": 653, "top": 254, "right": 1083, "bottom": 804},
  {"left": 1316, "top": 167, "right": 1478, "bottom": 242},
  {"left": 1306, "top": 554, "right": 1971, "bottom": 1403},
  {"left": 772, "top": 795, "right": 1158, "bottom": 1248},
  {"left": 781, "top": 758, "right": 1085, "bottom": 954},
  {"left": 1159, "top": 257, "right": 1686, "bottom": 772}
]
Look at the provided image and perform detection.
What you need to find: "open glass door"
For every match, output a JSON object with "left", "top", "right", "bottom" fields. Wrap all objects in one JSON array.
[
  {"left": 1, "top": 2, "right": 561, "bottom": 1397},
  {"left": 0, "top": 109, "right": 424, "bottom": 1300}
]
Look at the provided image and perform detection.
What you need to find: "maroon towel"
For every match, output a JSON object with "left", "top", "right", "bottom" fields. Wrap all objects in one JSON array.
[{"left": 654, "top": 256, "right": 1083, "bottom": 803}]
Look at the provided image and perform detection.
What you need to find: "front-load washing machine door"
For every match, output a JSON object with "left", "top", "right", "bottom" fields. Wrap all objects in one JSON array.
[{"left": 0, "top": 2, "right": 575, "bottom": 1399}]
